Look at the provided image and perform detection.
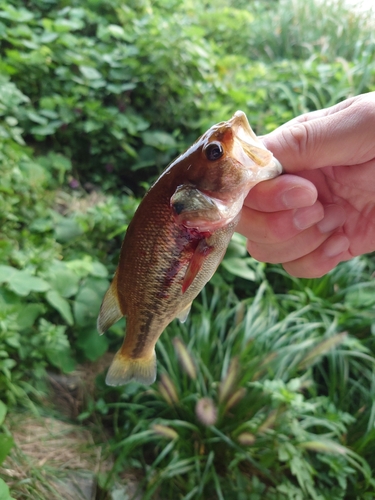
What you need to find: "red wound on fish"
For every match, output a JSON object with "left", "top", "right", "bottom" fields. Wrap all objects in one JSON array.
[{"left": 182, "top": 239, "right": 213, "bottom": 294}]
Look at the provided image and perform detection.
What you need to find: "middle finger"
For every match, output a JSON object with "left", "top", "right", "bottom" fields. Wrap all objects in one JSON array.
[
  {"left": 237, "top": 201, "right": 324, "bottom": 244},
  {"left": 245, "top": 205, "right": 346, "bottom": 263}
]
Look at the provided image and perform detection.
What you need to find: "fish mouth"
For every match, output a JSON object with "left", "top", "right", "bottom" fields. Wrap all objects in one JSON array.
[
  {"left": 229, "top": 110, "right": 258, "bottom": 145},
  {"left": 229, "top": 111, "right": 283, "bottom": 181}
]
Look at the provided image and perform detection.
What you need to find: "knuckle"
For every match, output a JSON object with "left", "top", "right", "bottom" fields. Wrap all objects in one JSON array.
[
  {"left": 283, "top": 259, "right": 326, "bottom": 279},
  {"left": 281, "top": 124, "right": 309, "bottom": 158},
  {"left": 246, "top": 241, "right": 279, "bottom": 264},
  {"left": 264, "top": 212, "right": 294, "bottom": 243}
]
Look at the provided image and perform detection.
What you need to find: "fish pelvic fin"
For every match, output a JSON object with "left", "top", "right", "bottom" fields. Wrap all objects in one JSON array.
[
  {"left": 176, "top": 302, "right": 192, "bottom": 323},
  {"left": 97, "top": 275, "right": 123, "bottom": 335},
  {"left": 106, "top": 350, "right": 157, "bottom": 386}
]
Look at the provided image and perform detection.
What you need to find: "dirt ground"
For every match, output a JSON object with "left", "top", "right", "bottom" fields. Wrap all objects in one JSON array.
[{"left": 0, "top": 356, "right": 144, "bottom": 500}]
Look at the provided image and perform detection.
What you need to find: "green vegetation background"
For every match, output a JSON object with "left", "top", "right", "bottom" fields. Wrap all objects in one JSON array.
[{"left": 1, "top": 0, "right": 375, "bottom": 498}]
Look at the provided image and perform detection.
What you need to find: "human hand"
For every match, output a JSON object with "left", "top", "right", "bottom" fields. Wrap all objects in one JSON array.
[{"left": 236, "top": 92, "right": 375, "bottom": 278}]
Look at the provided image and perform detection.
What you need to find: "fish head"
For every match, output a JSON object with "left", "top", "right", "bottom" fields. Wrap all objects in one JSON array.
[
  {"left": 170, "top": 111, "right": 282, "bottom": 230},
  {"left": 193, "top": 110, "right": 282, "bottom": 197}
]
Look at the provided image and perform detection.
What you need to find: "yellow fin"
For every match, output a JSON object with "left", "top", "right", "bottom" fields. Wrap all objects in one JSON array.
[
  {"left": 176, "top": 302, "right": 192, "bottom": 323},
  {"left": 97, "top": 276, "right": 123, "bottom": 335},
  {"left": 106, "top": 350, "right": 157, "bottom": 386}
]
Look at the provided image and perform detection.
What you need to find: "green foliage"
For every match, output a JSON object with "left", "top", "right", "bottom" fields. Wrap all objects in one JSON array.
[
  {"left": 0, "top": 401, "right": 15, "bottom": 500},
  {"left": 1, "top": 0, "right": 375, "bottom": 498},
  {"left": 1, "top": 0, "right": 372, "bottom": 191},
  {"left": 0, "top": 401, "right": 14, "bottom": 468},
  {"left": 0, "top": 478, "right": 15, "bottom": 500},
  {"left": 0, "top": 130, "right": 137, "bottom": 403},
  {"left": 85, "top": 258, "right": 375, "bottom": 498}
]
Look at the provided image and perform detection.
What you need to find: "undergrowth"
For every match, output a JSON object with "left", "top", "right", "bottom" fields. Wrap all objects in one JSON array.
[{"left": 0, "top": 0, "right": 375, "bottom": 498}]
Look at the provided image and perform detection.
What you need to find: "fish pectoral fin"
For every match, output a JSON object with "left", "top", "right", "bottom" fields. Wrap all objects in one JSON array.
[
  {"left": 97, "top": 276, "right": 123, "bottom": 335},
  {"left": 182, "top": 239, "right": 213, "bottom": 294},
  {"left": 176, "top": 302, "right": 192, "bottom": 323},
  {"left": 106, "top": 350, "right": 157, "bottom": 386}
]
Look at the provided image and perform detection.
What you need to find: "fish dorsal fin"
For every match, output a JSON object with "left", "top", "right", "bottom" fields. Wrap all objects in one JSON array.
[
  {"left": 176, "top": 302, "right": 192, "bottom": 323},
  {"left": 182, "top": 239, "right": 213, "bottom": 294},
  {"left": 97, "top": 274, "right": 123, "bottom": 334}
]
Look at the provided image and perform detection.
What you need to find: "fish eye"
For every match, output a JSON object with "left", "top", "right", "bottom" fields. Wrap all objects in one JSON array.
[{"left": 204, "top": 142, "right": 224, "bottom": 161}]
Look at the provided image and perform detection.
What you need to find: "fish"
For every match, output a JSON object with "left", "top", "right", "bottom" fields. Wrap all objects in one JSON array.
[{"left": 97, "top": 111, "right": 282, "bottom": 386}]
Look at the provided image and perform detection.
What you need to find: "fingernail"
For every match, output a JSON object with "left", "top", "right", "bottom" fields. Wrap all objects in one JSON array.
[
  {"left": 317, "top": 205, "right": 346, "bottom": 233},
  {"left": 324, "top": 235, "right": 350, "bottom": 258},
  {"left": 293, "top": 204, "right": 324, "bottom": 230},
  {"left": 282, "top": 187, "right": 316, "bottom": 209}
]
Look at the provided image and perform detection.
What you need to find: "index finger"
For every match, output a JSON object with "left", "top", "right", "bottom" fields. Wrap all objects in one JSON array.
[
  {"left": 245, "top": 174, "right": 317, "bottom": 212},
  {"left": 261, "top": 93, "right": 375, "bottom": 172},
  {"left": 269, "top": 95, "right": 359, "bottom": 130}
]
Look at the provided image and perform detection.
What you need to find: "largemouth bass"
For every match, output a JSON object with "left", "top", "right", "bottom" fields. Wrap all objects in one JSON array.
[{"left": 98, "top": 111, "right": 282, "bottom": 386}]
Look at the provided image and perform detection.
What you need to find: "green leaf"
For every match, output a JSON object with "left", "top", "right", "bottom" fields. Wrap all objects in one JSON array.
[
  {"left": 76, "top": 327, "right": 109, "bottom": 361},
  {"left": 29, "top": 218, "right": 54, "bottom": 233},
  {"left": 90, "top": 262, "right": 108, "bottom": 278},
  {"left": 26, "top": 111, "right": 48, "bottom": 125},
  {"left": 0, "top": 477, "right": 15, "bottom": 500},
  {"left": 55, "top": 218, "right": 85, "bottom": 242},
  {"left": 30, "top": 123, "right": 62, "bottom": 136},
  {"left": 46, "top": 263, "right": 80, "bottom": 298},
  {"left": 0, "top": 434, "right": 14, "bottom": 466},
  {"left": 79, "top": 65, "right": 102, "bottom": 80},
  {"left": 0, "top": 267, "right": 50, "bottom": 296},
  {"left": 107, "top": 24, "right": 126, "bottom": 39},
  {"left": 46, "top": 290, "right": 74, "bottom": 325},
  {"left": 47, "top": 349, "right": 76, "bottom": 373},
  {"left": 17, "top": 304, "right": 45, "bottom": 330},
  {"left": 19, "top": 161, "right": 49, "bottom": 188},
  {"left": 0, "top": 400, "right": 7, "bottom": 426},
  {"left": 5, "top": 117, "right": 18, "bottom": 127},
  {"left": 0, "top": 266, "right": 18, "bottom": 284},
  {"left": 65, "top": 258, "right": 96, "bottom": 278},
  {"left": 142, "top": 131, "right": 177, "bottom": 150},
  {"left": 45, "top": 153, "right": 72, "bottom": 175},
  {"left": 39, "top": 31, "right": 59, "bottom": 43},
  {"left": 53, "top": 18, "right": 84, "bottom": 32},
  {"left": 221, "top": 257, "right": 256, "bottom": 281},
  {"left": 107, "top": 82, "right": 136, "bottom": 94},
  {"left": 83, "top": 120, "right": 102, "bottom": 133},
  {"left": 73, "top": 278, "right": 109, "bottom": 327},
  {"left": 8, "top": 271, "right": 50, "bottom": 296},
  {"left": 0, "top": 6, "right": 33, "bottom": 22}
]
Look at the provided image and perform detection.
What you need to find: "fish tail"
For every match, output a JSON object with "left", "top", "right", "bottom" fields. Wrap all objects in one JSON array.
[{"left": 106, "top": 350, "right": 157, "bottom": 386}]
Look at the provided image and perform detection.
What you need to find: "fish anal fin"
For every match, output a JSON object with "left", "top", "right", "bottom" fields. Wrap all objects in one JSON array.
[
  {"left": 106, "top": 350, "right": 157, "bottom": 386},
  {"left": 182, "top": 239, "right": 213, "bottom": 294},
  {"left": 97, "top": 275, "right": 123, "bottom": 335},
  {"left": 176, "top": 302, "right": 192, "bottom": 323}
]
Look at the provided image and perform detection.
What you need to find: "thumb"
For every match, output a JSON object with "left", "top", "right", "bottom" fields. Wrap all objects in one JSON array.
[{"left": 262, "top": 100, "right": 374, "bottom": 172}]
